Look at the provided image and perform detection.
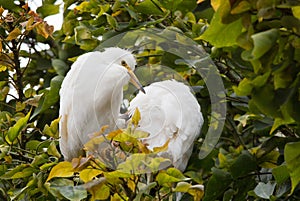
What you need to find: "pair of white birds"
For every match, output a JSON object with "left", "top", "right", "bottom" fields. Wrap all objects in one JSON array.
[{"left": 59, "top": 47, "right": 203, "bottom": 171}]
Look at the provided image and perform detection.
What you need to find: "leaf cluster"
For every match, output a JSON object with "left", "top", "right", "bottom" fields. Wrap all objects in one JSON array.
[
  {"left": 1, "top": 0, "right": 300, "bottom": 201},
  {"left": 46, "top": 114, "right": 204, "bottom": 200}
]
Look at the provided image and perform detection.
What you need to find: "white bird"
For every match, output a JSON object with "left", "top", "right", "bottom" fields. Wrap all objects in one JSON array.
[
  {"left": 128, "top": 80, "right": 203, "bottom": 171},
  {"left": 59, "top": 47, "right": 144, "bottom": 161},
  {"left": 59, "top": 47, "right": 203, "bottom": 171}
]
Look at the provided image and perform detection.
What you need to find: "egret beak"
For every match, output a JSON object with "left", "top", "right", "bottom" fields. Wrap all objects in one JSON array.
[{"left": 128, "top": 69, "right": 145, "bottom": 94}]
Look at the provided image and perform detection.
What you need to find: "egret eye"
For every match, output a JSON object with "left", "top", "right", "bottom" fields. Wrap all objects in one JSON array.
[
  {"left": 121, "top": 60, "right": 130, "bottom": 70},
  {"left": 121, "top": 60, "right": 127, "bottom": 66}
]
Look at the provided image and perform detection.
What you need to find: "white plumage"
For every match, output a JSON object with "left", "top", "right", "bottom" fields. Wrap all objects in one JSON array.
[
  {"left": 59, "top": 48, "right": 140, "bottom": 161},
  {"left": 129, "top": 80, "right": 203, "bottom": 171},
  {"left": 59, "top": 47, "right": 203, "bottom": 171}
]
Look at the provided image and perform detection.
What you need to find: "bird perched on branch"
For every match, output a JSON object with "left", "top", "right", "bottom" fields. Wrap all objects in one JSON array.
[
  {"left": 128, "top": 80, "right": 203, "bottom": 171},
  {"left": 59, "top": 47, "right": 203, "bottom": 171}
]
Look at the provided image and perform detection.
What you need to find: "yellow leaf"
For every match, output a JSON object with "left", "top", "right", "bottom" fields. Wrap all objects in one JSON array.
[
  {"left": 0, "top": 7, "right": 4, "bottom": 16},
  {"left": 131, "top": 130, "right": 149, "bottom": 138},
  {"left": 46, "top": 161, "right": 74, "bottom": 182},
  {"left": 112, "top": 10, "right": 122, "bottom": 17},
  {"left": 211, "top": 0, "right": 222, "bottom": 11},
  {"left": 89, "top": 125, "right": 109, "bottom": 138},
  {"left": 88, "top": 180, "right": 110, "bottom": 200},
  {"left": 218, "top": 152, "right": 227, "bottom": 168},
  {"left": 80, "top": 168, "right": 102, "bottom": 183},
  {"left": 105, "top": 170, "right": 131, "bottom": 179},
  {"left": 111, "top": 193, "right": 123, "bottom": 201},
  {"left": 106, "top": 129, "right": 122, "bottom": 139},
  {"left": 127, "top": 179, "right": 136, "bottom": 192},
  {"left": 6, "top": 27, "right": 21, "bottom": 41},
  {"left": 292, "top": 6, "right": 300, "bottom": 19},
  {"left": 131, "top": 107, "right": 141, "bottom": 127},
  {"left": 43, "top": 117, "right": 60, "bottom": 138},
  {"left": 153, "top": 138, "right": 170, "bottom": 153},
  {"left": 72, "top": 156, "right": 92, "bottom": 171},
  {"left": 35, "top": 22, "right": 53, "bottom": 39},
  {"left": 156, "top": 171, "right": 181, "bottom": 187},
  {"left": 0, "top": 39, "right": 2, "bottom": 53},
  {"left": 137, "top": 141, "right": 151, "bottom": 154},
  {"left": 25, "top": 17, "right": 36, "bottom": 31},
  {"left": 197, "top": 0, "right": 205, "bottom": 4},
  {"left": 188, "top": 184, "right": 205, "bottom": 201},
  {"left": 84, "top": 135, "right": 106, "bottom": 152},
  {"left": 0, "top": 65, "right": 7, "bottom": 72}
]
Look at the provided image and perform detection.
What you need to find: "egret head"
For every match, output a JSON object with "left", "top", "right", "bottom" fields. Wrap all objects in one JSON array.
[{"left": 102, "top": 47, "right": 145, "bottom": 93}]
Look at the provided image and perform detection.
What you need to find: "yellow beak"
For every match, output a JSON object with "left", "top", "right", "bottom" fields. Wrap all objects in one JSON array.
[{"left": 128, "top": 69, "right": 145, "bottom": 94}]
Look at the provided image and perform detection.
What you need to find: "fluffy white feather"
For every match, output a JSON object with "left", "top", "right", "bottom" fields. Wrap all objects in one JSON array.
[{"left": 128, "top": 80, "right": 203, "bottom": 171}]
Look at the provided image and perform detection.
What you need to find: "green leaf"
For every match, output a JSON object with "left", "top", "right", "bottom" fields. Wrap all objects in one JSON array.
[
  {"left": 251, "top": 84, "right": 278, "bottom": 118},
  {"left": 199, "top": 3, "right": 243, "bottom": 47},
  {"left": 58, "top": 186, "right": 87, "bottom": 201},
  {"left": 145, "top": 157, "right": 171, "bottom": 172},
  {"left": 229, "top": 151, "right": 257, "bottom": 179},
  {"left": 52, "top": 59, "right": 69, "bottom": 76},
  {"left": 136, "top": 0, "right": 164, "bottom": 15},
  {"left": 32, "top": 75, "right": 63, "bottom": 119},
  {"left": 106, "top": 15, "right": 118, "bottom": 29},
  {"left": 271, "top": 116, "right": 295, "bottom": 134},
  {"left": 31, "top": 154, "right": 49, "bottom": 167},
  {"left": 156, "top": 171, "right": 181, "bottom": 186},
  {"left": 6, "top": 111, "right": 31, "bottom": 144},
  {"left": 272, "top": 164, "right": 290, "bottom": 184},
  {"left": 203, "top": 168, "right": 232, "bottom": 201},
  {"left": 231, "top": 0, "right": 251, "bottom": 14},
  {"left": 284, "top": 141, "right": 300, "bottom": 193},
  {"left": 254, "top": 181, "right": 276, "bottom": 199},
  {"left": 257, "top": 149, "right": 280, "bottom": 168},
  {"left": 0, "top": 0, "right": 22, "bottom": 11},
  {"left": 11, "top": 167, "right": 37, "bottom": 179},
  {"left": 1, "top": 164, "right": 28, "bottom": 179},
  {"left": 159, "top": 0, "right": 182, "bottom": 12},
  {"left": 232, "top": 78, "right": 253, "bottom": 96},
  {"left": 134, "top": 182, "right": 157, "bottom": 200},
  {"left": 0, "top": 86, "right": 9, "bottom": 101},
  {"left": 251, "top": 29, "right": 279, "bottom": 59},
  {"left": 47, "top": 141, "right": 61, "bottom": 158},
  {"left": 37, "top": 4, "right": 60, "bottom": 18},
  {"left": 223, "top": 189, "right": 235, "bottom": 201},
  {"left": 117, "top": 153, "right": 155, "bottom": 174},
  {"left": 0, "top": 164, "right": 7, "bottom": 177},
  {"left": 9, "top": 176, "right": 38, "bottom": 200},
  {"left": 43, "top": 118, "right": 60, "bottom": 138},
  {"left": 75, "top": 25, "right": 92, "bottom": 41},
  {"left": 252, "top": 71, "right": 271, "bottom": 87},
  {"left": 173, "top": 181, "right": 191, "bottom": 192},
  {"left": 47, "top": 178, "right": 77, "bottom": 200},
  {"left": 166, "top": 167, "right": 188, "bottom": 180}
]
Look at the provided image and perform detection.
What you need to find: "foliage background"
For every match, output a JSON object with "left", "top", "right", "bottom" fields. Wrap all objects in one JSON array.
[{"left": 0, "top": 0, "right": 300, "bottom": 200}]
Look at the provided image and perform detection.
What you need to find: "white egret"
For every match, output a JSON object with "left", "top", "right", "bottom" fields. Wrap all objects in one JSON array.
[
  {"left": 128, "top": 80, "right": 203, "bottom": 171},
  {"left": 59, "top": 47, "right": 203, "bottom": 171},
  {"left": 59, "top": 47, "right": 144, "bottom": 161}
]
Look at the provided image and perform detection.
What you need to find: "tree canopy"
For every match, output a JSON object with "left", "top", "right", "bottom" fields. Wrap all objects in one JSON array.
[{"left": 0, "top": 0, "right": 299, "bottom": 200}]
